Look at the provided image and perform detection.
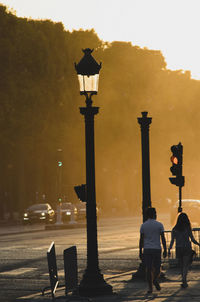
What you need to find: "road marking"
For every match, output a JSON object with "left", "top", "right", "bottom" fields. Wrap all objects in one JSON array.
[
  {"left": 0, "top": 267, "right": 37, "bottom": 276},
  {"left": 0, "top": 245, "right": 26, "bottom": 250},
  {"left": 43, "top": 269, "right": 64, "bottom": 277},
  {"left": 0, "top": 245, "right": 54, "bottom": 251},
  {"left": 17, "top": 286, "right": 65, "bottom": 300},
  {"left": 31, "top": 245, "right": 52, "bottom": 250},
  {"left": 99, "top": 246, "right": 137, "bottom": 253}
]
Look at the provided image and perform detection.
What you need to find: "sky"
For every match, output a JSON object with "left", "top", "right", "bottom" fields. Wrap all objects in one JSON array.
[{"left": 1, "top": 0, "right": 200, "bottom": 79}]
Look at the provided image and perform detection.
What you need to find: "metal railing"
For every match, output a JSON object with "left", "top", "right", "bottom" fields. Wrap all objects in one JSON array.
[{"left": 164, "top": 228, "right": 200, "bottom": 264}]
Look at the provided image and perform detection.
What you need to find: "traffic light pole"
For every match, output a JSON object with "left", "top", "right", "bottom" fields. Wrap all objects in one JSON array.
[
  {"left": 178, "top": 186, "right": 182, "bottom": 213},
  {"left": 56, "top": 149, "right": 63, "bottom": 225}
]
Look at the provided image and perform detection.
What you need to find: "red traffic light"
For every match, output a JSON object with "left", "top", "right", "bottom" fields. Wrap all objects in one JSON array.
[{"left": 170, "top": 155, "right": 178, "bottom": 165}]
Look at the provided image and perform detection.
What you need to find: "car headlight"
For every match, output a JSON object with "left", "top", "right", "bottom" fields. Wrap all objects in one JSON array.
[
  {"left": 24, "top": 213, "right": 28, "bottom": 217},
  {"left": 66, "top": 211, "right": 71, "bottom": 216},
  {"left": 41, "top": 212, "right": 46, "bottom": 216}
]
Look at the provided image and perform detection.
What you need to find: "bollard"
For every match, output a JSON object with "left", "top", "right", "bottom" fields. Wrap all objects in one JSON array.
[{"left": 63, "top": 246, "right": 78, "bottom": 295}]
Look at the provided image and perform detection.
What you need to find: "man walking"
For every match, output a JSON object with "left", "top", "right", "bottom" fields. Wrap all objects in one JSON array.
[{"left": 139, "top": 207, "right": 167, "bottom": 294}]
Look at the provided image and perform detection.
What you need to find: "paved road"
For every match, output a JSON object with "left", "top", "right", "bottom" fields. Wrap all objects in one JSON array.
[{"left": 0, "top": 215, "right": 171, "bottom": 301}]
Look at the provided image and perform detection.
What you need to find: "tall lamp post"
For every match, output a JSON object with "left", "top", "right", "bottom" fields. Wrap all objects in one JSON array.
[
  {"left": 132, "top": 111, "right": 152, "bottom": 280},
  {"left": 138, "top": 111, "right": 152, "bottom": 222},
  {"left": 75, "top": 48, "right": 112, "bottom": 297}
]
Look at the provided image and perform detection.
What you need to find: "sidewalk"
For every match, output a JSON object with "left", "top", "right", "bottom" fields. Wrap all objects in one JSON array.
[{"left": 17, "top": 262, "right": 200, "bottom": 301}]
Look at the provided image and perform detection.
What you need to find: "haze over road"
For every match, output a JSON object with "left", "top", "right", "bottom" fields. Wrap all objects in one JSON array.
[{"left": 0, "top": 215, "right": 171, "bottom": 301}]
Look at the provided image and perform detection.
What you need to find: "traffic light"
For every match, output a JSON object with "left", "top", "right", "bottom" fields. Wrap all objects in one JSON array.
[
  {"left": 74, "top": 184, "right": 86, "bottom": 202},
  {"left": 169, "top": 176, "right": 185, "bottom": 187},
  {"left": 170, "top": 143, "right": 182, "bottom": 176},
  {"left": 58, "top": 161, "right": 62, "bottom": 167},
  {"left": 169, "top": 142, "right": 184, "bottom": 187}
]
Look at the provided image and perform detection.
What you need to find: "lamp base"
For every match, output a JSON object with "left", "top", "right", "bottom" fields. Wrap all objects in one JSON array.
[{"left": 78, "top": 271, "right": 113, "bottom": 297}]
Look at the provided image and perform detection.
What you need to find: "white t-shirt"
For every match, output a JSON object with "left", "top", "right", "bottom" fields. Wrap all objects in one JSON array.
[{"left": 140, "top": 218, "right": 164, "bottom": 250}]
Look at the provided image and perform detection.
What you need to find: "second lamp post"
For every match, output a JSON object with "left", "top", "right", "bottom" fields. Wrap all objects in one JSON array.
[
  {"left": 138, "top": 111, "right": 152, "bottom": 222},
  {"left": 75, "top": 48, "right": 112, "bottom": 297}
]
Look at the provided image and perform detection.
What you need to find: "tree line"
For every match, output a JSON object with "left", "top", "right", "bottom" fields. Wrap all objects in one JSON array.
[{"left": 0, "top": 4, "right": 200, "bottom": 219}]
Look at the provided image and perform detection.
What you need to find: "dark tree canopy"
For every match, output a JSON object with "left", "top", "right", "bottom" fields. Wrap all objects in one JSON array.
[{"left": 0, "top": 4, "right": 200, "bottom": 219}]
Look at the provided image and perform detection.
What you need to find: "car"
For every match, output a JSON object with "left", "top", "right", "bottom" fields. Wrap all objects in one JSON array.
[
  {"left": 170, "top": 199, "right": 200, "bottom": 227},
  {"left": 76, "top": 202, "right": 86, "bottom": 221},
  {"left": 23, "top": 203, "right": 55, "bottom": 224},
  {"left": 75, "top": 202, "right": 99, "bottom": 221},
  {"left": 59, "top": 202, "right": 78, "bottom": 222}
]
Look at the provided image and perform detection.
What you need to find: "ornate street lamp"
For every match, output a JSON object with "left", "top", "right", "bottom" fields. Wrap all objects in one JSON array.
[{"left": 75, "top": 49, "right": 113, "bottom": 297}]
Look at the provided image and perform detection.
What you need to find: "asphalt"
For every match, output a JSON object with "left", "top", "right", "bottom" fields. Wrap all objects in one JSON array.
[
  {"left": 0, "top": 221, "right": 85, "bottom": 236},
  {"left": 1, "top": 223, "right": 200, "bottom": 301}
]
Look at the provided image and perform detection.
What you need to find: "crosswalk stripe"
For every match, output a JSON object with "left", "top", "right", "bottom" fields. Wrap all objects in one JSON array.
[
  {"left": 42, "top": 269, "right": 64, "bottom": 277},
  {"left": 0, "top": 267, "right": 37, "bottom": 276},
  {"left": 0, "top": 246, "right": 26, "bottom": 250},
  {"left": 31, "top": 245, "right": 52, "bottom": 250}
]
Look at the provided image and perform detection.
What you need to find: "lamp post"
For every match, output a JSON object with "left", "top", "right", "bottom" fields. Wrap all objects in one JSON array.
[
  {"left": 75, "top": 49, "right": 112, "bottom": 297},
  {"left": 138, "top": 111, "right": 152, "bottom": 222},
  {"left": 132, "top": 111, "right": 152, "bottom": 280}
]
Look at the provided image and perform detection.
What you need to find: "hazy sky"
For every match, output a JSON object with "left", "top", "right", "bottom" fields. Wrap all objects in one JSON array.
[{"left": 1, "top": 0, "right": 200, "bottom": 79}]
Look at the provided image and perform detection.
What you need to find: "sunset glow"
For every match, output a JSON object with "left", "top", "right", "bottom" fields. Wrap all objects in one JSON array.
[{"left": 1, "top": 0, "right": 200, "bottom": 79}]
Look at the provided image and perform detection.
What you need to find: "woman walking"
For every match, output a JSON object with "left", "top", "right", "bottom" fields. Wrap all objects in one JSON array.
[{"left": 168, "top": 212, "right": 200, "bottom": 288}]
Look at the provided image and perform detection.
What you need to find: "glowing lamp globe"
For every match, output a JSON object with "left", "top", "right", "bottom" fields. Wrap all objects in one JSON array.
[{"left": 75, "top": 48, "right": 102, "bottom": 94}]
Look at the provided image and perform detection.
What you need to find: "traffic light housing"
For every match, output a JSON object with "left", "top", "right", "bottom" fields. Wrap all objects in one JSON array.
[
  {"left": 74, "top": 184, "right": 86, "bottom": 202},
  {"left": 169, "top": 176, "right": 185, "bottom": 187},
  {"left": 170, "top": 143, "right": 182, "bottom": 176},
  {"left": 169, "top": 142, "right": 184, "bottom": 187}
]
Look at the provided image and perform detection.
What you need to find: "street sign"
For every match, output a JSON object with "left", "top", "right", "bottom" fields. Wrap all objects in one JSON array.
[{"left": 74, "top": 184, "right": 86, "bottom": 202}]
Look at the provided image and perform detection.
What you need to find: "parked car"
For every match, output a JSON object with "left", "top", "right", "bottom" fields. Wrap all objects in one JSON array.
[
  {"left": 76, "top": 202, "right": 86, "bottom": 221},
  {"left": 75, "top": 202, "right": 99, "bottom": 221},
  {"left": 59, "top": 202, "right": 77, "bottom": 222},
  {"left": 23, "top": 203, "right": 55, "bottom": 224},
  {"left": 170, "top": 199, "right": 200, "bottom": 227}
]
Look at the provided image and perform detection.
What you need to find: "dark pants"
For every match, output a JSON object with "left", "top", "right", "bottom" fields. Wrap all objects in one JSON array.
[
  {"left": 176, "top": 247, "right": 192, "bottom": 284},
  {"left": 143, "top": 249, "right": 161, "bottom": 270},
  {"left": 143, "top": 249, "right": 161, "bottom": 291}
]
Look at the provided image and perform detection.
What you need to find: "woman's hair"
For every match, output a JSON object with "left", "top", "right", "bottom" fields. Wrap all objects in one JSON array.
[{"left": 174, "top": 212, "right": 191, "bottom": 231}]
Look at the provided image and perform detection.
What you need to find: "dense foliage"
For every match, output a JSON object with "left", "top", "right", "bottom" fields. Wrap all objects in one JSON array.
[{"left": 0, "top": 4, "right": 200, "bottom": 219}]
